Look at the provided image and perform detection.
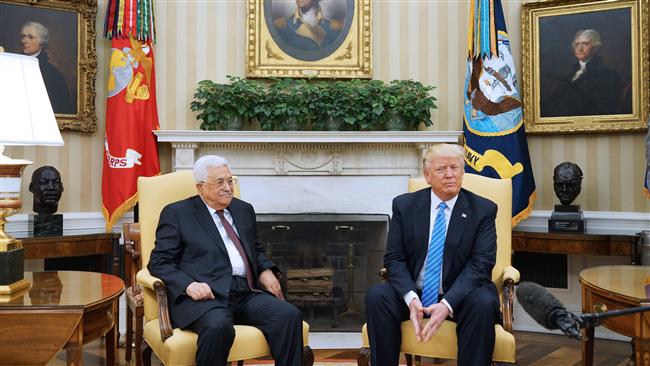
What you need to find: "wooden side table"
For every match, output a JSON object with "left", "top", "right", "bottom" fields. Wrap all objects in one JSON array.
[
  {"left": 579, "top": 265, "right": 650, "bottom": 366},
  {"left": 20, "top": 232, "right": 121, "bottom": 275},
  {"left": 0, "top": 271, "right": 124, "bottom": 366},
  {"left": 512, "top": 231, "right": 641, "bottom": 264}
]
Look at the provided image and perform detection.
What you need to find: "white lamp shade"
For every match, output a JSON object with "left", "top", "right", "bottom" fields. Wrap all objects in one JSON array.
[{"left": 0, "top": 53, "right": 64, "bottom": 146}]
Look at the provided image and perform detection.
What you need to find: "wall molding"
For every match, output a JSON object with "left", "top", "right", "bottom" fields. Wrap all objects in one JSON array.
[
  {"left": 6, "top": 212, "right": 134, "bottom": 240},
  {"left": 7, "top": 209, "right": 646, "bottom": 238},
  {"left": 515, "top": 210, "right": 648, "bottom": 235}
]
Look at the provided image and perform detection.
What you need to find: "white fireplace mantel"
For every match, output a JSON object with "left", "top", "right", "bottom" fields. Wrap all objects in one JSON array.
[{"left": 155, "top": 130, "right": 463, "bottom": 176}]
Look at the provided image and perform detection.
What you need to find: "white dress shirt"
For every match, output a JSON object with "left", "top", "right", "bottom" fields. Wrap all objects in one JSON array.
[
  {"left": 202, "top": 201, "right": 246, "bottom": 276},
  {"left": 403, "top": 191, "right": 458, "bottom": 315}
]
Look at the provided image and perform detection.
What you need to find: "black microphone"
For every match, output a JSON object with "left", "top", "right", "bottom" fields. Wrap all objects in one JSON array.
[{"left": 516, "top": 282, "right": 582, "bottom": 339}]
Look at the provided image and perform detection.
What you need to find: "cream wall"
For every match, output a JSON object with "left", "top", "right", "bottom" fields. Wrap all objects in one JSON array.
[{"left": 6, "top": 0, "right": 649, "bottom": 220}]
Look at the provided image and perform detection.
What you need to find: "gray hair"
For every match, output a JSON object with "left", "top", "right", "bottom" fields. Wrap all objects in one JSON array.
[
  {"left": 22, "top": 21, "right": 49, "bottom": 47},
  {"left": 423, "top": 143, "right": 466, "bottom": 170},
  {"left": 573, "top": 29, "right": 602, "bottom": 50},
  {"left": 193, "top": 155, "right": 230, "bottom": 183}
]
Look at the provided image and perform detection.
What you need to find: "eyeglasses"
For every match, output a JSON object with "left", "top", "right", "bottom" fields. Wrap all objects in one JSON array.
[{"left": 202, "top": 178, "right": 235, "bottom": 190}]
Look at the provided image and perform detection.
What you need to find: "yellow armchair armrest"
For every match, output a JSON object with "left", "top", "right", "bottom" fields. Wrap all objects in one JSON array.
[
  {"left": 501, "top": 265, "right": 520, "bottom": 284},
  {"left": 136, "top": 268, "right": 162, "bottom": 290}
]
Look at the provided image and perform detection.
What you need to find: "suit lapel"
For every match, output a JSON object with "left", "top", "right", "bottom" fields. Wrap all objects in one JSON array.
[
  {"left": 192, "top": 197, "right": 229, "bottom": 257},
  {"left": 443, "top": 189, "right": 470, "bottom": 281},
  {"left": 412, "top": 189, "right": 431, "bottom": 277}
]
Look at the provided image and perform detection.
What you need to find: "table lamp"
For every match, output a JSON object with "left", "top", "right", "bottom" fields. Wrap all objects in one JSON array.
[{"left": 0, "top": 52, "right": 64, "bottom": 294}]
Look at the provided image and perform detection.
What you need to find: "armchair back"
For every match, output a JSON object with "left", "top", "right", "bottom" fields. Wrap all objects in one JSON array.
[
  {"left": 137, "top": 170, "right": 240, "bottom": 321},
  {"left": 408, "top": 173, "right": 512, "bottom": 298}
]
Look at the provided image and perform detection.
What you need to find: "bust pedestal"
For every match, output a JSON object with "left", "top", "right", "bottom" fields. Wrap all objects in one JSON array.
[
  {"left": 548, "top": 205, "right": 585, "bottom": 233},
  {"left": 28, "top": 214, "right": 63, "bottom": 237}
]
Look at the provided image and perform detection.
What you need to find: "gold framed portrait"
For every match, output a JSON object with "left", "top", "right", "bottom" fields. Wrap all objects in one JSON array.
[
  {"left": 0, "top": 0, "right": 97, "bottom": 132},
  {"left": 246, "top": 0, "right": 372, "bottom": 78},
  {"left": 521, "top": 0, "right": 649, "bottom": 134}
]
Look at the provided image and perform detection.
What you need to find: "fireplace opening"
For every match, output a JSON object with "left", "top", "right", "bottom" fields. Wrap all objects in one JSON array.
[{"left": 258, "top": 214, "right": 389, "bottom": 331}]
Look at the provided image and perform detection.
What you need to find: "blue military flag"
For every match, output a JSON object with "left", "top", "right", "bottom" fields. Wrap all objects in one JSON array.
[{"left": 463, "top": 0, "right": 536, "bottom": 226}]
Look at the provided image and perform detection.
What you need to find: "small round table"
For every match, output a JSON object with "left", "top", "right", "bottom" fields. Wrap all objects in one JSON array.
[
  {"left": 0, "top": 271, "right": 124, "bottom": 365},
  {"left": 579, "top": 265, "right": 650, "bottom": 366}
]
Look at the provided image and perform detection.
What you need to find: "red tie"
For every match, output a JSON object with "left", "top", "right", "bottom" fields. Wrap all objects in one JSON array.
[{"left": 216, "top": 210, "right": 259, "bottom": 292}]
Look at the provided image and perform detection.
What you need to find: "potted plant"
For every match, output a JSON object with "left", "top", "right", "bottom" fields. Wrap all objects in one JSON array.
[
  {"left": 190, "top": 76, "right": 264, "bottom": 130},
  {"left": 263, "top": 78, "right": 315, "bottom": 131},
  {"left": 311, "top": 81, "right": 347, "bottom": 131},
  {"left": 348, "top": 79, "right": 385, "bottom": 131},
  {"left": 310, "top": 79, "right": 380, "bottom": 131},
  {"left": 381, "top": 79, "right": 437, "bottom": 131}
]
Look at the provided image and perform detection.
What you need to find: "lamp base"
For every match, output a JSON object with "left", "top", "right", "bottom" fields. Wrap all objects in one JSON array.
[
  {"left": 0, "top": 279, "right": 30, "bottom": 295},
  {"left": 0, "top": 246, "right": 30, "bottom": 295}
]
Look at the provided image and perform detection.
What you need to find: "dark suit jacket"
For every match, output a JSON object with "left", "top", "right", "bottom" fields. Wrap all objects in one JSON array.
[
  {"left": 384, "top": 187, "right": 498, "bottom": 311},
  {"left": 148, "top": 196, "right": 276, "bottom": 328}
]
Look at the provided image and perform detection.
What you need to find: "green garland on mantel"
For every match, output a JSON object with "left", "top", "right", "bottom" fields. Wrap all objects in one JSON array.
[{"left": 191, "top": 76, "right": 437, "bottom": 132}]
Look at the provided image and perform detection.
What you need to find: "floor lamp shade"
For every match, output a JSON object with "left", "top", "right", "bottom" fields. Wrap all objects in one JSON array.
[{"left": 0, "top": 52, "right": 64, "bottom": 295}]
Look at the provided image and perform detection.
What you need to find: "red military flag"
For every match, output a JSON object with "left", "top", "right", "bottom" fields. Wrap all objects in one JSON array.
[{"left": 102, "top": 36, "right": 160, "bottom": 230}]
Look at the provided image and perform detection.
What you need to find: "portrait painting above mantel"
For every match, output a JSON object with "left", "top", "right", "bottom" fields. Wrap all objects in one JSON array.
[
  {"left": 246, "top": 0, "right": 372, "bottom": 78},
  {"left": 521, "top": 0, "right": 648, "bottom": 134}
]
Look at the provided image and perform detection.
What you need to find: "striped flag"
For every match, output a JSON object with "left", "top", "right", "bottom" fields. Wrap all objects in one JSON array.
[
  {"left": 643, "top": 115, "right": 650, "bottom": 199},
  {"left": 463, "top": 0, "right": 536, "bottom": 226}
]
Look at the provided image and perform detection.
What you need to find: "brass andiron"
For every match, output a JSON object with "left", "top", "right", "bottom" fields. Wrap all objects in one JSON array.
[{"left": 336, "top": 225, "right": 361, "bottom": 320}]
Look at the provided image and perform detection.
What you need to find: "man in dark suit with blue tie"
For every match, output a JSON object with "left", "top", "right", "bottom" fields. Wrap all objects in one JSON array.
[
  {"left": 365, "top": 143, "right": 500, "bottom": 366},
  {"left": 148, "top": 155, "right": 303, "bottom": 366}
]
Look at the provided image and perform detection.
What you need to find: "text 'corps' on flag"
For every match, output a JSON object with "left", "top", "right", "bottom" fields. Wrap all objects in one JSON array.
[
  {"left": 101, "top": 36, "right": 160, "bottom": 230},
  {"left": 463, "top": 0, "right": 536, "bottom": 226}
]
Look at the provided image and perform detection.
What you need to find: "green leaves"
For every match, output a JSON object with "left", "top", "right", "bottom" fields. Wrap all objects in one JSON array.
[
  {"left": 191, "top": 76, "right": 437, "bottom": 131},
  {"left": 382, "top": 80, "right": 438, "bottom": 128}
]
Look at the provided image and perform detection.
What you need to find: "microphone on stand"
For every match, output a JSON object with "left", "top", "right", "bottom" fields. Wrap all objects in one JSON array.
[
  {"left": 516, "top": 282, "right": 650, "bottom": 340},
  {"left": 516, "top": 282, "right": 582, "bottom": 339}
]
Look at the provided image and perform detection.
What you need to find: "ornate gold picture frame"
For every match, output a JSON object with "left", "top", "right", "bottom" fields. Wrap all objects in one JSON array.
[
  {"left": 0, "top": 0, "right": 97, "bottom": 132},
  {"left": 521, "top": 0, "right": 648, "bottom": 134},
  {"left": 246, "top": 0, "right": 372, "bottom": 78}
]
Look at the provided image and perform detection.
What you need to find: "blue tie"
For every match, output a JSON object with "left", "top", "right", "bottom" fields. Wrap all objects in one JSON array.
[{"left": 421, "top": 202, "right": 448, "bottom": 307}]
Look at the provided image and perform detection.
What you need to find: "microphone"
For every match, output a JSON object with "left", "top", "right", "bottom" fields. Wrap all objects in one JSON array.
[{"left": 516, "top": 282, "right": 582, "bottom": 339}]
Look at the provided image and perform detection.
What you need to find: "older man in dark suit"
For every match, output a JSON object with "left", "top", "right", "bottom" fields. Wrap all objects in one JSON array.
[
  {"left": 148, "top": 155, "right": 303, "bottom": 366},
  {"left": 365, "top": 143, "right": 500, "bottom": 366}
]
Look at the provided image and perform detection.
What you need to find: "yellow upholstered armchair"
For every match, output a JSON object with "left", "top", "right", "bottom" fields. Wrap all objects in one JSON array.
[
  {"left": 358, "top": 173, "right": 520, "bottom": 366},
  {"left": 135, "top": 170, "right": 313, "bottom": 366}
]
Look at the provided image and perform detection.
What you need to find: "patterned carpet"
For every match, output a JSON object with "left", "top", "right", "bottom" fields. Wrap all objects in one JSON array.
[{"left": 48, "top": 331, "right": 632, "bottom": 365}]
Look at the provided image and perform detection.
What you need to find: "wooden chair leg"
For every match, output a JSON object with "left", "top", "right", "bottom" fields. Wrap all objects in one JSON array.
[
  {"left": 405, "top": 353, "right": 413, "bottom": 366},
  {"left": 236, "top": 361, "right": 244, "bottom": 366},
  {"left": 357, "top": 347, "right": 370, "bottom": 366},
  {"left": 134, "top": 312, "right": 143, "bottom": 366},
  {"left": 142, "top": 344, "right": 152, "bottom": 366},
  {"left": 303, "top": 345, "right": 314, "bottom": 366},
  {"left": 126, "top": 306, "right": 133, "bottom": 361}
]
